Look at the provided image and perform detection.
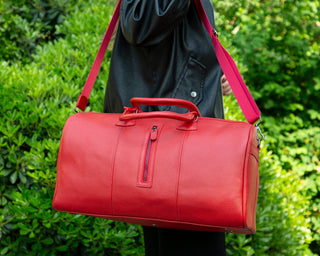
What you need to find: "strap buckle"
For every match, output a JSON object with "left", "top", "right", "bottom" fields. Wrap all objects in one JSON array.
[
  {"left": 255, "top": 117, "right": 265, "bottom": 147},
  {"left": 74, "top": 106, "right": 81, "bottom": 113},
  {"left": 213, "top": 28, "right": 218, "bottom": 36},
  {"left": 211, "top": 28, "right": 218, "bottom": 37}
]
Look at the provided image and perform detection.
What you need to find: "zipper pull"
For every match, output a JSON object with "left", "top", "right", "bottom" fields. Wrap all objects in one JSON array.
[{"left": 150, "top": 126, "right": 158, "bottom": 141}]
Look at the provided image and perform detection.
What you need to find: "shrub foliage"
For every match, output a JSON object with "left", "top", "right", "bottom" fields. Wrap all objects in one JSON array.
[
  {"left": 214, "top": 0, "right": 320, "bottom": 253},
  {"left": 0, "top": 0, "right": 79, "bottom": 63},
  {"left": 0, "top": 0, "right": 318, "bottom": 255}
]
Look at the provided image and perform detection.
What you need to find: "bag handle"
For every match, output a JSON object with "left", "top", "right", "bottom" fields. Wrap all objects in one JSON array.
[
  {"left": 130, "top": 97, "right": 201, "bottom": 117},
  {"left": 119, "top": 111, "right": 198, "bottom": 122},
  {"left": 119, "top": 97, "right": 200, "bottom": 122},
  {"left": 76, "top": 0, "right": 261, "bottom": 124}
]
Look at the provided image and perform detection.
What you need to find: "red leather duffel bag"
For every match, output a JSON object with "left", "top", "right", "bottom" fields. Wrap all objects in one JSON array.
[{"left": 52, "top": 0, "right": 264, "bottom": 234}]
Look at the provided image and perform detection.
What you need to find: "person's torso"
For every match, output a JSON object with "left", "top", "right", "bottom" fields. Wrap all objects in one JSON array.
[{"left": 104, "top": 0, "right": 224, "bottom": 118}]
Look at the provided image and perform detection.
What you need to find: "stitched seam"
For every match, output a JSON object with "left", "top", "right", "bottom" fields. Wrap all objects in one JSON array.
[
  {"left": 145, "top": 124, "right": 163, "bottom": 187},
  {"left": 169, "top": 56, "right": 206, "bottom": 110},
  {"left": 111, "top": 127, "right": 123, "bottom": 215},
  {"left": 169, "top": 56, "right": 190, "bottom": 105},
  {"left": 53, "top": 114, "right": 76, "bottom": 205},
  {"left": 136, "top": 129, "right": 152, "bottom": 187},
  {"left": 252, "top": 158, "right": 259, "bottom": 231},
  {"left": 136, "top": 124, "right": 163, "bottom": 188},
  {"left": 249, "top": 152, "right": 259, "bottom": 163},
  {"left": 56, "top": 210, "right": 244, "bottom": 231},
  {"left": 242, "top": 127, "right": 253, "bottom": 228},
  {"left": 175, "top": 131, "right": 188, "bottom": 221}
]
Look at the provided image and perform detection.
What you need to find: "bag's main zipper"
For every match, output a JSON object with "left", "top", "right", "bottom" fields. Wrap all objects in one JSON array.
[{"left": 144, "top": 126, "right": 158, "bottom": 182}]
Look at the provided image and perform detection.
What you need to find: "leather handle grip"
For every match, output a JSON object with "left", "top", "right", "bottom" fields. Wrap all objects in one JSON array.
[
  {"left": 130, "top": 97, "right": 202, "bottom": 117},
  {"left": 119, "top": 111, "right": 197, "bottom": 122}
]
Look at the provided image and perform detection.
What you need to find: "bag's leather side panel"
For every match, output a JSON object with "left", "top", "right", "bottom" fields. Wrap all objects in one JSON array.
[
  {"left": 177, "top": 118, "right": 252, "bottom": 228},
  {"left": 53, "top": 113, "right": 121, "bottom": 215},
  {"left": 243, "top": 126, "right": 259, "bottom": 232}
]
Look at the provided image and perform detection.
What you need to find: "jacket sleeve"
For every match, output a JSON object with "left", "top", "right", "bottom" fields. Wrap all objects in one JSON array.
[{"left": 120, "top": 0, "right": 191, "bottom": 46}]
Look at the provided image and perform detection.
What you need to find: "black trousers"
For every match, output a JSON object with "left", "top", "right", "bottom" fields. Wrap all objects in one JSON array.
[{"left": 143, "top": 226, "right": 226, "bottom": 256}]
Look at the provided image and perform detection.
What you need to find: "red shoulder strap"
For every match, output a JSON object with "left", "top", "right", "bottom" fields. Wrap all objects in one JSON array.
[
  {"left": 193, "top": 0, "right": 261, "bottom": 124},
  {"left": 76, "top": 0, "right": 121, "bottom": 111},
  {"left": 76, "top": 0, "right": 261, "bottom": 124}
]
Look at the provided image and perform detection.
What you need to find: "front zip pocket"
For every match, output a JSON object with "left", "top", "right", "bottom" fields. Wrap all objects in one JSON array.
[
  {"left": 144, "top": 126, "right": 158, "bottom": 181},
  {"left": 137, "top": 125, "right": 159, "bottom": 188}
]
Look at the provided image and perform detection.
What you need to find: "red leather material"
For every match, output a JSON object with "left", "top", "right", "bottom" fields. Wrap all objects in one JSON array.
[
  {"left": 119, "top": 111, "right": 197, "bottom": 122},
  {"left": 130, "top": 97, "right": 202, "bottom": 117},
  {"left": 53, "top": 99, "right": 259, "bottom": 234}
]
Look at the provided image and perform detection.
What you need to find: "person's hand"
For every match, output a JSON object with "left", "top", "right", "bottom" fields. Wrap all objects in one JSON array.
[{"left": 221, "top": 74, "right": 232, "bottom": 96}]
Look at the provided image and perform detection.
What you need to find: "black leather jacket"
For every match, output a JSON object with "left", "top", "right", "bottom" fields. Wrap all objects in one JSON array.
[{"left": 104, "top": 0, "right": 224, "bottom": 118}]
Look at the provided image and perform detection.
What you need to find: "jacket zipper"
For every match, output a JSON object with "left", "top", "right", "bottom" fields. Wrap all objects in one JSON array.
[{"left": 144, "top": 126, "right": 158, "bottom": 182}]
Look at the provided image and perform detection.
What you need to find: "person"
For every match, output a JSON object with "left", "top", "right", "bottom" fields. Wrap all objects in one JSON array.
[{"left": 104, "top": 0, "right": 231, "bottom": 255}]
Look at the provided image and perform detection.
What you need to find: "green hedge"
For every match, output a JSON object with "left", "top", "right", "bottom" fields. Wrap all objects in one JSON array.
[
  {"left": 0, "top": 0, "right": 315, "bottom": 255},
  {"left": 214, "top": 0, "right": 320, "bottom": 253},
  {"left": 0, "top": 0, "right": 79, "bottom": 63},
  {"left": 1, "top": 1, "right": 144, "bottom": 255}
]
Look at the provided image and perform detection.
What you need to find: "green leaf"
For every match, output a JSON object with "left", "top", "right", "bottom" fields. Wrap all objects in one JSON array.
[
  {"left": 29, "top": 232, "right": 35, "bottom": 239},
  {"left": 308, "top": 109, "right": 320, "bottom": 120},
  {"left": 9, "top": 171, "right": 18, "bottom": 184},
  {"left": 0, "top": 247, "right": 9, "bottom": 255},
  {"left": 19, "top": 171, "right": 27, "bottom": 184},
  {"left": 32, "top": 219, "right": 39, "bottom": 229},
  {"left": 41, "top": 238, "right": 54, "bottom": 245},
  {"left": 20, "top": 228, "right": 30, "bottom": 236}
]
